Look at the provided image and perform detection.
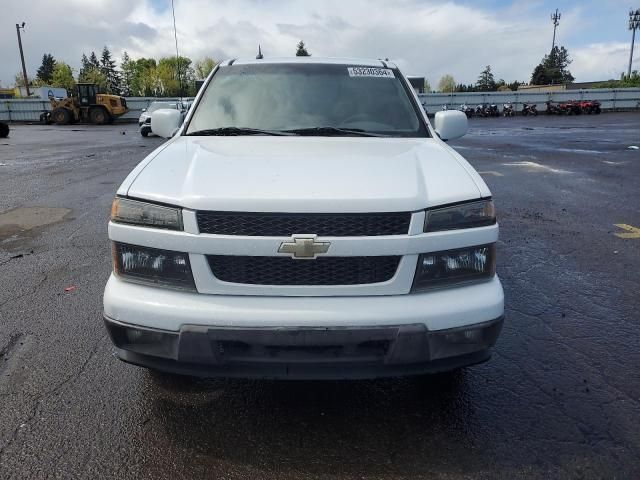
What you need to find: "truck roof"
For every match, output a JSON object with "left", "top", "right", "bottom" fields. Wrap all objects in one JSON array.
[{"left": 221, "top": 57, "right": 398, "bottom": 68}]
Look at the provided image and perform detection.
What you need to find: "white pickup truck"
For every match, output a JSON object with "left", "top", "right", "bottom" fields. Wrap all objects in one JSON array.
[{"left": 104, "top": 57, "right": 504, "bottom": 379}]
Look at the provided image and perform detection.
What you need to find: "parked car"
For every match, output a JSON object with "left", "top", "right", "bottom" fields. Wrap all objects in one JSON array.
[
  {"left": 139, "top": 101, "right": 188, "bottom": 137},
  {"left": 105, "top": 57, "right": 504, "bottom": 380}
]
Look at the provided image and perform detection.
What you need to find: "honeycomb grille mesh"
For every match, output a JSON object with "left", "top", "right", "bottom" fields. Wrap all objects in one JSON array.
[
  {"left": 196, "top": 212, "right": 412, "bottom": 237},
  {"left": 207, "top": 255, "right": 401, "bottom": 286}
]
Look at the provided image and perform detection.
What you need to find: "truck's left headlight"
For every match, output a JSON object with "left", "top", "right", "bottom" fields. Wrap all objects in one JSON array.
[
  {"left": 112, "top": 242, "right": 196, "bottom": 291},
  {"left": 111, "top": 197, "right": 183, "bottom": 230}
]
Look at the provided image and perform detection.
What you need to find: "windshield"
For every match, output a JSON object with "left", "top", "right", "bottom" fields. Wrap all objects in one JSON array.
[
  {"left": 147, "top": 102, "right": 178, "bottom": 113},
  {"left": 186, "top": 63, "right": 428, "bottom": 137}
]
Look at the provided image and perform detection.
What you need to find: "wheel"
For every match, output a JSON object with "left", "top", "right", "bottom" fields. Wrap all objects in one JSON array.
[
  {"left": 51, "top": 108, "right": 71, "bottom": 125},
  {"left": 140, "top": 127, "right": 150, "bottom": 137},
  {"left": 89, "top": 107, "right": 109, "bottom": 125},
  {"left": 595, "top": 107, "right": 601, "bottom": 114},
  {"left": 0, "top": 122, "right": 8, "bottom": 138}
]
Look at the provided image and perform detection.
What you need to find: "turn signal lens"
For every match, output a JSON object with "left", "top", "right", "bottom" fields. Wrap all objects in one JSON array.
[
  {"left": 425, "top": 200, "right": 495, "bottom": 232},
  {"left": 111, "top": 197, "right": 183, "bottom": 230},
  {"left": 411, "top": 244, "right": 496, "bottom": 291}
]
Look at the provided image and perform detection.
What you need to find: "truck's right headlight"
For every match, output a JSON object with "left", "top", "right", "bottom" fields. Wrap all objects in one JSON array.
[
  {"left": 425, "top": 199, "right": 495, "bottom": 232},
  {"left": 411, "top": 244, "right": 496, "bottom": 292},
  {"left": 111, "top": 197, "right": 183, "bottom": 230}
]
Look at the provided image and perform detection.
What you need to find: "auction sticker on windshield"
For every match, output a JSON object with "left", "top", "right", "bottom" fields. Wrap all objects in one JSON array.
[{"left": 347, "top": 67, "right": 394, "bottom": 78}]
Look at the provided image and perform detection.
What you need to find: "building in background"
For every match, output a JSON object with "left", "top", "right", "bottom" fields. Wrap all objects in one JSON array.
[{"left": 407, "top": 76, "right": 425, "bottom": 94}]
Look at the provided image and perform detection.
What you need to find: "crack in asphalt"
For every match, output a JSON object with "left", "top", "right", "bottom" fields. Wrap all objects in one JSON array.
[{"left": 0, "top": 333, "right": 107, "bottom": 462}]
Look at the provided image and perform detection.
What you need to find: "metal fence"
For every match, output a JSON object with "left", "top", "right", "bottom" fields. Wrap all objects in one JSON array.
[
  {"left": 418, "top": 88, "right": 640, "bottom": 113},
  {"left": 1, "top": 89, "right": 639, "bottom": 122},
  {"left": 0, "top": 97, "right": 194, "bottom": 122}
]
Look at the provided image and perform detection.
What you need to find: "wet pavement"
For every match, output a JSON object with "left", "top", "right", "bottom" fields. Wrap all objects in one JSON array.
[{"left": 0, "top": 114, "right": 639, "bottom": 479}]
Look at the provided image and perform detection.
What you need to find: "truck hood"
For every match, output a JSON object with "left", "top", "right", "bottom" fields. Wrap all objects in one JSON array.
[{"left": 124, "top": 136, "right": 485, "bottom": 213}]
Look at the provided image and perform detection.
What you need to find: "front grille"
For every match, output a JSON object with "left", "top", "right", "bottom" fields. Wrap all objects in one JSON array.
[
  {"left": 196, "top": 212, "right": 412, "bottom": 237},
  {"left": 207, "top": 255, "right": 401, "bottom": 285}
]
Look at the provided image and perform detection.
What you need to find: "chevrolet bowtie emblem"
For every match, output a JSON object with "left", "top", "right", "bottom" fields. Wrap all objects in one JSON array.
[{"left": 278, "top": 235, "right": 331, "bottom": 259}]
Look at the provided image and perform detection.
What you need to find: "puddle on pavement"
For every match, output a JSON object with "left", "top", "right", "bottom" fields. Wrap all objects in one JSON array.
[{"left": 0, "top": 207, "right": 72, "bottom": 241}]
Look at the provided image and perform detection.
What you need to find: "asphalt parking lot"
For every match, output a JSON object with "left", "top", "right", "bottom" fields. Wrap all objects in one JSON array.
[{"left": 0, "top": 113, "right": 639, "bottom": 479}]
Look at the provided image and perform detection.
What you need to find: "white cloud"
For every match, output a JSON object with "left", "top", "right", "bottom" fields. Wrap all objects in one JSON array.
[
  {"left": 0, "top": 0, "right": 636, "bottom": 88},
  {"left": 572, "top": 42, "right": 636, "bottom": 80}
]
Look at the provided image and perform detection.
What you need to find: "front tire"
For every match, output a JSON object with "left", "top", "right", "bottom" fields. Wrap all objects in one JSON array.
[
  {"left": 51, "top": 108, "right": 71, "bottom": 125},
  {"left": 0, "top": 122, "right": 8, "bottom": 138},
  {"left": 89, "top": 108, "right": 109, "bottom": 125},
  {"left": 140, "top": 127, "right": 150, "bottom": 137}
]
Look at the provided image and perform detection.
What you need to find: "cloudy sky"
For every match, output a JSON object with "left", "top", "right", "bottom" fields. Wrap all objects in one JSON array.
[{"left": 1, "top": 0, "right": 637, "bottom": 88}]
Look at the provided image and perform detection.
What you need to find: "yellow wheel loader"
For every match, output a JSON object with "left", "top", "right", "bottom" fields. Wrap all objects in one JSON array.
[{"left": 49, "top": 83, "right": 128, "bottom": 125}]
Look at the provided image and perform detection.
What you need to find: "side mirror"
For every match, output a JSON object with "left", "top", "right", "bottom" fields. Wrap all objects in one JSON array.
[
  {"left": 151, "top": 109, "right": 182, "bottom": 138},
  {"left": 434, "top": 110, "right": 468, "bottom": 141}
]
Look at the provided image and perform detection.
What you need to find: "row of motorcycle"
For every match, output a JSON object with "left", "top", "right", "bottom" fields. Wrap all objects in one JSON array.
[
  {"left": 443, "top": 100, "right": 602, "bottom": 118},
  {"left": 449, "top": 103, "right": 537, "bottom": 117}
]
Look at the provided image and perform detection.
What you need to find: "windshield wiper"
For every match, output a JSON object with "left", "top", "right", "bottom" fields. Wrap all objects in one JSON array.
[
  {"left": 283, "top": 127, "right": 386, "bottom": 137},
  {"left": 186, "top": 127, "right": 292, "bottom": 136}
]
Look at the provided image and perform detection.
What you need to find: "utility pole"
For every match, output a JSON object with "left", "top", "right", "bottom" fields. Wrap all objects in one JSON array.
[
  {"left": 171, "top": 0, "right": 183, "bottom": 98},
  {"left": 15, "top": 22, "right": 30, "bottom": 97},
  {"left": 550, "top": 9, "right": 561, "bottom": 51},
  {"left": 629, "top": 9, "right": 640, "bottom": 78}
]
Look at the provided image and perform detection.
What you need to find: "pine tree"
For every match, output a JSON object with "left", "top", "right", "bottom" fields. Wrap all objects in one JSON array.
[
  {"left": 531, "top": 46, "right": 574, "bottom": 85},
  {"left": 89, "top": 51, "right": 100, "bottom": 69},
  {"left": 100, "top": 46, "right": 121, "bottom": 94},
  {"left": 476, "top": 65, "right": 496, "bottom": 91},
  {"left": 79, "top": 53, "right": 91, "bottom": 80},
  {"left": 78, "top": 51, "right": 109, "bottom": 92},
  {"left": 295, "top": 41, "right": 311, "bottom": 57},
  {"left": 36, "top": 54, "right": 56, "bottom": 84},
  {"left": 120, "top": 51, "right": 134, "bottom": 97}
]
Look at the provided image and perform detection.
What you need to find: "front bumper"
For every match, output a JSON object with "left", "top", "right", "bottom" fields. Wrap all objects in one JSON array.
[
  {"left": 104, "top": 273, "right": 504, "bottom": 379},
  {"left": 104, "top": 314, "right": 503, "bottom": 380}
]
